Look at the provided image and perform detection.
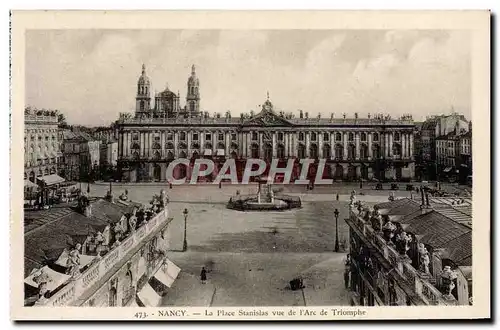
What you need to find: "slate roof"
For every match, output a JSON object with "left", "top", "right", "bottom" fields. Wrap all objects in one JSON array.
[{"left": 24, "top": 198, "right": 141, "bottom": 276}]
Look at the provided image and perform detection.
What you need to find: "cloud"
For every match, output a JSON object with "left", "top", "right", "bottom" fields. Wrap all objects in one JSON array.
[{"left": 25, "top": 30, "right": 471, "bottom": 126}]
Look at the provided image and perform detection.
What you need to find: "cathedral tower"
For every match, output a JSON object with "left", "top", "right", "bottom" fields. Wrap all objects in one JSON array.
[
  {"left": 186, "top": 64, "right": 200, "bottom": 114},
  {"left": 136, "top": 64, "right": 151, "bottom": 112}
]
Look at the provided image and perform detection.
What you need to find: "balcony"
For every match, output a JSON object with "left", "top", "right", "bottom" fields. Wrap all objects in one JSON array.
[
  {"left": 348, "top": 210, "right": 457, "bottom": 306},
  {"left": 35, "top": 209, "right": 170, "bottom": 307}
]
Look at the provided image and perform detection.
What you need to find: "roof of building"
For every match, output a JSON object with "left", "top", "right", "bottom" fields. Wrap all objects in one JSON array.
[
  {"left": 24, "top": 197, "right": 143, "bottom": 275},
  {"left": 63, "top": 129, "right": 96, "bottom": 142}
]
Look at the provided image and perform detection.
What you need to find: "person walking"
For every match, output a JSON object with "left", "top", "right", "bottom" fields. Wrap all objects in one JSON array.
[
  {"left": 336, "top": 193, "right": 339, "bottom": 201},
  {"left": 200, "top": 267, "right": 207, "bottom": 284}
]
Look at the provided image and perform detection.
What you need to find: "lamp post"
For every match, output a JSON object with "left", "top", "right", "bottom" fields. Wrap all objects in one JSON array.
[
  {"left": 182, "top": 208, "right": 188, "bottom": 252},
  {"left": 334, "top": 208, "right": 340, "bottom": 252}
]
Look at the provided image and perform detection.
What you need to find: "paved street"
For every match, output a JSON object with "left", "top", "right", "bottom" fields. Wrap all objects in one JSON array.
[
  {"left": 83, "top": 182, "right": 395, "bottom": 306},
  {"left": 84, "top": 182, "right": 462, "bottom": 306}
]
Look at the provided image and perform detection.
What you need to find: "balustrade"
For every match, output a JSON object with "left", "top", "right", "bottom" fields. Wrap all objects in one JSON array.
[{"left": 37, "top": 209, "right": 168, "bottom": 307}]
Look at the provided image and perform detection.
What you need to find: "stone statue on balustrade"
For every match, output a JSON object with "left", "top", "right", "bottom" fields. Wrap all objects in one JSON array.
[
  {"left": 395, "top": 231, "right": 412, "bottom": 256},
  {"left": 440, "top": 266, "right": 458, "bottom": 297},
  {"left": 114, "top": 221, "right": 124, "bottom": 242},
  {"left": 370, "top": 211, "right": 384, "bottom": 232},
  {"left": 418, "top": 243, "right": 431, "bottom": 274},
  {"left": 128, "top": 209, "right": 138, "bottom": 232},
  {"left": 160, "top": 189, "right": 169, "bottom": 208},
  {"left": 382, "top": 221, "right": 397, "bottom": 241},
  {"left": 66, "top": 247, "right": 81, "bottom": 278}
]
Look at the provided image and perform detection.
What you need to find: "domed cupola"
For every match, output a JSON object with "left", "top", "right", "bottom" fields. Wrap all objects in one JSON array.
[{"left": 137, "top": 64, "right": 151, "bottom": 86}]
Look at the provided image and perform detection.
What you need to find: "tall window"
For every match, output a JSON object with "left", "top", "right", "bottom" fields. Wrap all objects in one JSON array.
[
  {"left": 361, "top": 132, "right": 367, "bottom": 142},
  {"left": 373, "top": 133, "right": 379, "bottom": 142},
  {"left": 394, "top": 132, "right": 400, "bottom": 141},
  {"left": 189, "top": 101, "right": 195, "bottom": 112},
  {"left": 140, "top": 101, "right": 145, "bottom": 111},
  {"left": 311, "top": 132, "right": 317, "bottom": 141},
  {"left": 335, "top": 133, "right": 342, "bottom": 142},
  {"left": 299, "top": 132, "right": 305, "bottom": 141},
  {"left": 218, "top": 133, "right": 224, "bottom": 141},
  {"left": 348, "top": 133, "right": 354, "bottom": 142},
  {"left": 252, "top": 132, "right": 258, "bottom": 141},
  {"left": 180, "top": 132, "right": 186, "bottom": 141},
  {"left": 206, "top": 133, "right": 212, "bottom": 141},
  {"left": 192, "top": 133, "right": 199, "bottom": 141},
  {"left": 278, "top": 132, "right": 284, "bottom": 141},
  {"left": 323, "top": 133, "right": 329, "bottom": 141},
  {"left": 231, "top": 133, "right": 237, "bottom": 141}
]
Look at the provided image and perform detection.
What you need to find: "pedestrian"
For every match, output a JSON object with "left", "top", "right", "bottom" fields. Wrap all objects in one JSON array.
[
  {"left": 219, "top": 182, "right": 222, "bottom": 189},
  {"left": 336, "top": 193, "right": 339, "bottom": 201},
  {"left": 360, "top": 180, "right": 363, "bottom": 189},
  {"left": 344, "top": 254, "right": 351, "bottom": 289},
  {"left": 200, "top": 266, "right": 207, "bottom": 284}
]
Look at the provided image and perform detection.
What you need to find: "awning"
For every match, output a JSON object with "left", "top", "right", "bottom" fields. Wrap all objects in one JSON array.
[
  {"left": 204, "top": 149, "right": 212, "bottom": 156},
  {"left": 137, "top": 283, "right": 161, "bottom": 307},
  {"left": 37, "top": 174, "right": 65, "bottom": 186},
  {"left": 24, "top": 266, "right": 70, "bottom": 292},
  {"left": 443, "top": 167, "right": 452, "bottom": 173},
  {"left": 24, "top": 180, "right": 39, "bottom": 189},
  {"left": 54, "top": 250, "right": 96, "bottom": 270},
  {"left": 153, "top": 258, "right": 181, "bottom": 288},
  {"left": 216, "top": 149, "right": 225, "bottom": 156}
]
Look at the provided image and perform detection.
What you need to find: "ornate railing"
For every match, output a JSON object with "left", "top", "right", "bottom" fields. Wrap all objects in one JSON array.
[
  {"left": 37, "top": 209, "right": 169, "bottom": 307},
  {"left": 349, "top": 209, "right": 457, "bottom": 306}
]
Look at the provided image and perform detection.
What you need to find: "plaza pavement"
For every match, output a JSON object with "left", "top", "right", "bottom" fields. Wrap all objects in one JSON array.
[{"left": 85, "top": 182, "right": 460, "bottom": 306}]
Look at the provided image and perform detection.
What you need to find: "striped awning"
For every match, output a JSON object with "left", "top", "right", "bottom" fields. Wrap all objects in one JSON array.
[
  {"left": 153, "top": 259, "right": 181, "bottom": 288},
  {"left": 137, "top": 283, "right": 161, "bottom": 307}
]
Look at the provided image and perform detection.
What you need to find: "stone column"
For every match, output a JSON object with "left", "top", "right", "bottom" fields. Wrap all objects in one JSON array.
[
  {"left": 187, "top": 130, "right": 192, "bottom": 157},
  {"left": 389, "top": 132, "right": 393, "bottom": 157},
  {"left": 368, "top": 132, "right": 373, "bottom": 159},
  {"left": 409, "top": 133, "right": 414, "bottom": 158},
  {"left": 272, "top": 131, "right": 277, "bottom": 158},
  {"left": 160, "top": 131, "right": 165, "bottom": 158},
  {"left": 305, "top": 132, "right": 310, "bottom": 158},
  {"left": 384, "top": 133, "right": 389, "bottom": 158},
  {"left": 226, "top": 131, "right": 230, "bottom": 158},
  {"left": 343, "top": 132, "right": 348, "bottom": 159},
  {"left": 355, "top": 132, "right": 360, "bottom": 160},
  {"left": 174, "top": 131, "right": 179, "bottom": 158},
  {"left": 318, "top": 131, "right": 323, "bottom": 158},
  {"left": 160, "top": 163, "right": 166, "bottom": 181},
  {"left": 200, "top": 130, "right": 205, "bottom": 155}
]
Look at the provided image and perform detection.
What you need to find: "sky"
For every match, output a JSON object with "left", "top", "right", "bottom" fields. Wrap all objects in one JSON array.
[{"left": 25, "top": 29, "right": 471, "bottom": 126}]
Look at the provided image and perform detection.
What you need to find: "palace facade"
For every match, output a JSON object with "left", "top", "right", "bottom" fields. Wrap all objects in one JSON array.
[{"left": 116, "top": 65, "right": 417, "bottom": 182}]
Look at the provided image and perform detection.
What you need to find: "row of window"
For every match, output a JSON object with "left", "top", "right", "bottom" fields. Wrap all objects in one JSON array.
[
  {"left": 24, "top": 135, "right": 58, "bottom": 142},
  {"left": 127, "top": 143, "right": 402, "bottom": 160},
  {"left": 128, "top": 131, "right": 408, "bottom": 144}
]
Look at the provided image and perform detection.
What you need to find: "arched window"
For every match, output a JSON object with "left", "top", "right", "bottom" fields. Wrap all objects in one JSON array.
[
  {"left": 251, "top": 143, "right": 259, "bottom": 158},
  {"left": 310, "top": 143, "right": 318, "bottom": 158},
  {"left": 277, "top": 144, "right": 285, "bottom": 159},
  {"left": 323, "top": 144, "right": 331, "bottom": 159},
  {"left": 335, "top": 144, "right": 344, "bottom": 160},
  {"left": 298, "top": 144, "right": 306, "bottom": 159}
]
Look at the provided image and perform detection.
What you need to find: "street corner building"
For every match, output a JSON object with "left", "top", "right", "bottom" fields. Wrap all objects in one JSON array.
[
  {"left": 345, "top": 194, "right": 472, "bottom": 306},
  {"left": 115, "top": 64, "right": 417, "bottom": 183},
  {"left": 23, "top": 191, "right": 182, "bottom": 307}
]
